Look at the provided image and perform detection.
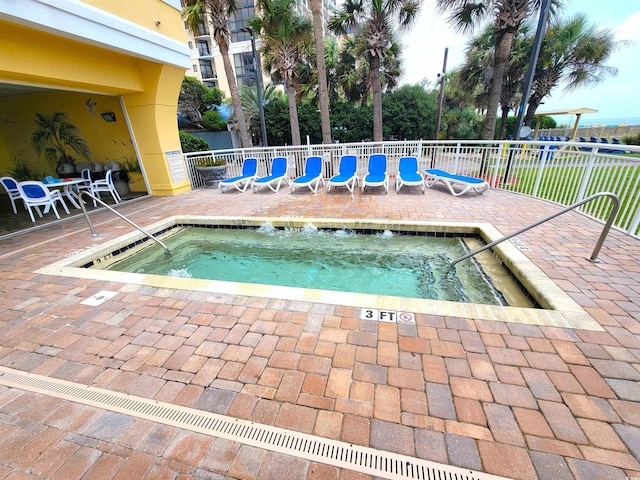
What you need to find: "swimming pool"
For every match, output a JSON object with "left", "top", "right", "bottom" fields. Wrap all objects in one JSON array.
[
  {"left": 37, "top": 216, "right": 601, "bottom": 330},
  {"left": 97, "top": 223, "right": 510, "bottom": 306}
]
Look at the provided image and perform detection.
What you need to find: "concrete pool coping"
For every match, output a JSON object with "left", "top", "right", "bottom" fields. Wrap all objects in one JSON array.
[{"left": 36, "top": 215, "right": 603, "bottom": 331}]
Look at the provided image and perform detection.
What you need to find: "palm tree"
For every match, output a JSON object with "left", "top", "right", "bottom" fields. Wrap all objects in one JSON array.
[
  {"left": 183, "top": 0, "right": 251, "bottom": 148},
  {"left": 239, "top": 83, "right": 279, "bottom": 143},
  {"left": 524, "top": 13, "right": 619, "bottom": 126},
  {"left": 329, "top": 0, "right": 421, "bottom": 142},
  {"left": 309, "top": 0, "right": 332, "bottom": 144},
  {"left": 460, "top": 25, "right": 532, "bottom": 138},
  {"left": 436, "top": 0, "right": 551, "bottom": 140},
  {"left": 31, "top": 112, "right": 91, "bottom": 168},
  {"left": 250, "top": 0, "right": 313, "bottom": 145}
]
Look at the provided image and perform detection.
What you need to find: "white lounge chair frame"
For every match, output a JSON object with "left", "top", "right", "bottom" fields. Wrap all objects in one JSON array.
[{"left": 424, "top": 169, "right": 489, "bottom": 197}]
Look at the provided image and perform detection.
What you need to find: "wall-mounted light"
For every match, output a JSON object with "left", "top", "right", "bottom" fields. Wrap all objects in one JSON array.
[{"left": 100, "top": 112, "right": 117, "bottom": 122}]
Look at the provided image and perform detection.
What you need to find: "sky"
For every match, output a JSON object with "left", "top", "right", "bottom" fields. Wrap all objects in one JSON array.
[{"left": 399, "top": 0, "right": 640, "bottom": 124}]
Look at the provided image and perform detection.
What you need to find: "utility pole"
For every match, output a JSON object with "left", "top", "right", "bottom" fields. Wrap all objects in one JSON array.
[
  {"left": 434, "top": 47, "right": 448, "bottom": 140},
  {"left": 504, "top": 0, "right": 551, "bottom": 182},
  {"left": 241, "top": 27, "right": 268, "bottom": 147}
]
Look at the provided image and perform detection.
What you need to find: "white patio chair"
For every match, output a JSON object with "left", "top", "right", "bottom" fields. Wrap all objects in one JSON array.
[
  {"left": 1, "top": 176, "right": 24, "bottom": 214},
  {"left": 17, "top": 180, "right": 70, "bottom": 222},
  {"left": 90, "top": 169, "right": 121, "bottom": 205}
]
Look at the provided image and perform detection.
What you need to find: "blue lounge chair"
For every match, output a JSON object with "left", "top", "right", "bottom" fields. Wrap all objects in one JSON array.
[
  {"left": 578, "top": 137, "right": 592, "bottom": 151},
  {"left": 361, "top": 153, "right": 388, "bottom": 193},
  {"left": 395, "top": 156, "right": 425, "bottom": 193},
  {"left": 424, "top": 169, "right": 489, "bottom": 197},
  {"left": 251, "top": 157, "right": 290, "bottom": 193},
  {"left": 219, "top": 157, "right": 258, "bottom": 193},
  {"left": 611, "top": 138, "right": 626, "bottom": 154},
  {"left": 326, "top": 155, "right": 358, "bottom": 195},
  {"left": 291, "top": 156, "right": 324, "bottom": 194}
]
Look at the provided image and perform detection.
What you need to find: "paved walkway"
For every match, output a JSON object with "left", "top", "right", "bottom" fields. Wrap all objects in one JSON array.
[{"left": 0, "top": 184, "right": 639, "bottom": 479}]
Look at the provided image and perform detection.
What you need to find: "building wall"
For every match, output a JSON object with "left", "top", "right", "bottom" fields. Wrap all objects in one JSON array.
[
  {"left": 0, "top": 91, "right": 132, "bottom": 177},
  {"left": 0, "top": 0, "right": 192, "bottom": 196}
]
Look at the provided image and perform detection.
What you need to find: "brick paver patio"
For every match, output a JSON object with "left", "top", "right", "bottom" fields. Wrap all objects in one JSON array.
[{"left": 0, "top": 184, "right": 638, "bottom": 479}]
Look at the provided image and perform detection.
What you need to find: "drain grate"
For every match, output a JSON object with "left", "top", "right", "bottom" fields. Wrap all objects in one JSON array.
[{"left": 0, "top": 367, "right": 506, "bottom": 480}]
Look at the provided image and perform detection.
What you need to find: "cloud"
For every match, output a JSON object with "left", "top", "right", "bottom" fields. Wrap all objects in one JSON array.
[
  {"left": 399, "top": 3, "right": 640, "bottom": 120},
  {"left": 399, "top": 0, "right": 471, "bottom": 86}
]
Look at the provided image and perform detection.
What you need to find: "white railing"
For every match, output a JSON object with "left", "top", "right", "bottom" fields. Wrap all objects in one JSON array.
[{"left": 183, "top": 139, "right": 640, "bottom": 237}]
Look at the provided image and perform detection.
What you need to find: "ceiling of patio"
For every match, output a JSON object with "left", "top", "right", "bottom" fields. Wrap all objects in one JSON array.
[{"left": 0, "top": 82, "right": 49, "bottom": 96}]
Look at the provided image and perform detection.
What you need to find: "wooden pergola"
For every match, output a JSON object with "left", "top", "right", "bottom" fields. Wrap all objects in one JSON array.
[{"left": 534, "top": 107, "right": 598, "bottom": 140}]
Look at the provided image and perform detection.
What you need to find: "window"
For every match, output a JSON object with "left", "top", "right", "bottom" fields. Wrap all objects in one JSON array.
[
  {"left": 188, "top": 41, "right": 193, "bottom": 49},
  {"left": 192, "top": 64, "right": 198, "bottom": 73},
  {"left": 197, "top": 22, "right": 209, "bottom": 36},
  {"left": 199, "top": 60, "right": 216, "bottom": 79},
  {"left": 230, "top": 0, "right": 255, "bottom": 42},
  {"left": 234, "top": 52, "right": 256, "bottom": 88},
  {"left": 196, "top": 40, "right": 210, "bottom": 56}
]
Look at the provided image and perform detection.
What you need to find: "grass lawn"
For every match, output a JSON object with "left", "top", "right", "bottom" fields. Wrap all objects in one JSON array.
[{"left": 505, "top": 165, "right": 640, "bottom": 236}]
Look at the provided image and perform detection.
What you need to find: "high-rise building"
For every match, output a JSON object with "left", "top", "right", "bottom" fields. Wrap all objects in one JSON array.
[{"left": 182, "top": 0, "right": 337, "bottom": 97}]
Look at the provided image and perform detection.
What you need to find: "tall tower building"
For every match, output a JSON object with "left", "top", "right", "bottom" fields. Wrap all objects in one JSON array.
[{"left": 182, "top": 0, "right": 337, "bottom": 97}]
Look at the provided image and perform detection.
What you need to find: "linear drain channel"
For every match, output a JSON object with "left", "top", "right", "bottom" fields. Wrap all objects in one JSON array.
[{"left": 0, "top": 367, "right": 506, "bottom": 480}]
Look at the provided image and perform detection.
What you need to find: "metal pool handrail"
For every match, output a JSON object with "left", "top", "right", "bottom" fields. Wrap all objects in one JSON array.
[
  {"left": 451, "top": 192, "right": 620, "bottom": 266},
  {"left": 78, "top": 191, "right": 171, "bottom": 255}
]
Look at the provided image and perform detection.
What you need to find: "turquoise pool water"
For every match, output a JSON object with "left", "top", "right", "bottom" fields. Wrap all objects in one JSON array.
[{"left": 102, "top": 224, "right": 505, "bottom": 305}]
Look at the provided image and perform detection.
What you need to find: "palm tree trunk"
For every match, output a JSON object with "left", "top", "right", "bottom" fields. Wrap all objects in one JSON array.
[
  {"left": 524, "top": 95, "right": 543, "bottom": 127},
  {"left": 369, "top": 55, "right": 383, "bottom": 142},
  {"left": 498, "top": 106, "right": 509, "bottom": 139},
  {"left": 310, "top": 0, "right": 331, "bottom": 145},
  {"left": 219, "top": 39, "right": 251, "bottom": 148},
  {"left": 482, "top": 31, "right": 515, "bottom": 140},
  {"left": 286, "top": 81, "right": 301, "bottom": 145}
]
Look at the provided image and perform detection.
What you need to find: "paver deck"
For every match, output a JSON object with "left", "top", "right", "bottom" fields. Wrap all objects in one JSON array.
[{"left": 0, "top": 184, "right": 639, "bottom": 479}]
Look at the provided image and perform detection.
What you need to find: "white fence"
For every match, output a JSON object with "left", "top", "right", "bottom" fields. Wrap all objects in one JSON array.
[{"left": 183, "top": 139, "right": 640, "bottom": 237}]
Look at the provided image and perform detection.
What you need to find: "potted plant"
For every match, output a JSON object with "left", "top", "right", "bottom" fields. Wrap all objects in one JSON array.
[
  {"left": 179, "top": 131, "right": 226, "bottom": 188},
  {"left": 120, "top": 153, "right": 146, "bottom": 192},
  {"left": 194, "top": 156, "right": 227, "bottom": 188}
]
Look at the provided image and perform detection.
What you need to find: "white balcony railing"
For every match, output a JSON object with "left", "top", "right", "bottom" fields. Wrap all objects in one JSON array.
[{"left": 182, "top": 139, "right": 640, "bottom": 237}]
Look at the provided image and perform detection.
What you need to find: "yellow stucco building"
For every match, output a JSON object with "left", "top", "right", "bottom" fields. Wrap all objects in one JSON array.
[{"left": 0, "top": 0, "right": 191, "bottom": 196}]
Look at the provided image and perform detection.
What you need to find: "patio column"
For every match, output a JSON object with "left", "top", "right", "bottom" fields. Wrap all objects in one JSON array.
[{"left": 122, "top": 63, "right": 191, "bottom": 196}]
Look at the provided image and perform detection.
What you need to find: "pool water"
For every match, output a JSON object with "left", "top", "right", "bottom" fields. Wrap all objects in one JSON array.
[{"left": 102, "top": 224, "right": 507, "bottom": 305}]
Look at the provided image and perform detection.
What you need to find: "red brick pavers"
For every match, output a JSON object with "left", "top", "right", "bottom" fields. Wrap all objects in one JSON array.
[{"left": 0, "top": 185, "right": 639, "bottom": 479}]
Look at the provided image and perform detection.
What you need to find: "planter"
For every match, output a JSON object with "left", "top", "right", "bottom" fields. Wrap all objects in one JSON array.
[
  {"left": 127, "top": 172, "right": 146, "bottom": 192},
  {"left": 196, "top": 165, "right": 227, "bottom": 188}
]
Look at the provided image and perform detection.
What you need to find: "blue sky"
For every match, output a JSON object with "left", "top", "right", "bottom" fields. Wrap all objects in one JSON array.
[{"left": 401, "top": 0, "right": 640, "bottom": 123}]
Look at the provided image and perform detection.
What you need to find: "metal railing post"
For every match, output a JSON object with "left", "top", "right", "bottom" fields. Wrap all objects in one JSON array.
[{"left": 78, "top": 191, "right": 170, "bottom": 255}]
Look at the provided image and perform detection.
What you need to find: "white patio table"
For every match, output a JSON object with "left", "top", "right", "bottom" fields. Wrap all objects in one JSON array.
[{"left": 46, "top": 178, "right": 87, "bottom": 209}]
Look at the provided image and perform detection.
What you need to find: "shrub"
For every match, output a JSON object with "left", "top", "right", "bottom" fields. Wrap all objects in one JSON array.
[
  {"left": 622, "top": 132, "right": 640, "bottom": 145},
  {"left": 5, "top": 152, "right": 41, "bottom": 181},
  {"left": 201, "top": 110, "right": 227, "bottom": 132},
  {"left": 179, "top": 131, "right": 210, "bottom": 153}
]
